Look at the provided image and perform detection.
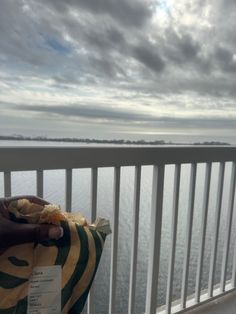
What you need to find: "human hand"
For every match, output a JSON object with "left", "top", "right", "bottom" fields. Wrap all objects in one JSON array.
[{"left": 0, "top": 195, "right": 63, "bottom": 249}]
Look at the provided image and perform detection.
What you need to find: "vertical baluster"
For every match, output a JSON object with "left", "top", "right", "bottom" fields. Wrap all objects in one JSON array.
[
  {"left": 88, "top": 167, "right": 98, "bottom": 314},
  {"left": 90, "top": 167, "right": 98, "bottom": 222},
  {"left": 109, "top": 167, "right": 121, "bottom": 314},
  {"left": 221, "top": 162, "right": 236, "bottom": 291},
  {"left": 166, "top": 164, "right": 181, "bottom": 313},
  {"left": 128, "top": 165, "right": 142, "bottom": 314},
  {"left": 195, "top": 163, "right": 212, "bottom": 302},
  {"left": 232, "top": 228, "right": 236, "bottom": 287},
  {"left": 145, "top": 164, "right": 165, "bottom": 314},
  {"left": 36, "top": 170, "right": 44, "bottom": 198},
  {"left": 4, "top": 171, "right": 11, "bottom": 197},
  {"left": 65, "top": 169, "right": 72, "bottom": 212},
  {"left": 208, "top": 162, "right": 225, "bottom": 297},
  {"left": 181, "top": 163, "right": 197, "bottom": 309}
]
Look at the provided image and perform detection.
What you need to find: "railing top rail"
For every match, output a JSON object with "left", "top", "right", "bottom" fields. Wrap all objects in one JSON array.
[{"left": 0, "top": 146, "right": 235, "bottom": 171}]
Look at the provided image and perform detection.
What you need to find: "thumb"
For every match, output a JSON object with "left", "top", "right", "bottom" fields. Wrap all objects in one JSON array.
[{"left": 0, "top": 217, "right": 63, "bottom": 248}]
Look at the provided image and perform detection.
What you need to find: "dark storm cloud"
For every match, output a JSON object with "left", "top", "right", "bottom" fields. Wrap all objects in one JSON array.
[
  {"left": 85, "top": 26, "right": 126, "bottom": 52},
  {"left": 13, "top": 103, "right": 236, "bottom": 130},
  {"left": 132, "top": 43, "right": 165, "bottom": 73},
  {"left": 214, "top": 46, "right": 236, "bottom": 73},
  {"left": 0, "top": 0, "right": 236, "bottom": 138},
  {"left": 162, "top": 30, "right": 206, "bottom": 69},
  {"left": 87, "top": 56, "right": 123, "bottom": 79},
  {"left": 178, "top": 34, "right": 200, "bottom": 61},
  {"left": 1, "top": 0, "right": 233, "bottom": 91},
  {"left": 221, "top": 0, "right": 236, "bottom": 7},
  {"left": 16, "top": 103, "right": 158, "bottom": 122},
  {"left": 0, "top": 1, "right": 71, "bottom": 72},
  {"left": 42, "top": 0, "right": 152, "bottom": 28}
]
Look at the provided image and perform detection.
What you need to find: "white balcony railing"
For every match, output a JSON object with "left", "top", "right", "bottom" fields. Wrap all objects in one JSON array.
[{"left": 0, "top": 145, "right": 236, "bottom": 314}]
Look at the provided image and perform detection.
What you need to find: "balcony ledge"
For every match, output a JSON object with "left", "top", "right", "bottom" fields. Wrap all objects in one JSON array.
[
  {"left": 187, "top": 289, "right": 236, "bottom": 314},
  {"left": 157, "top": 283, "right": 236, "bottom": 314}
]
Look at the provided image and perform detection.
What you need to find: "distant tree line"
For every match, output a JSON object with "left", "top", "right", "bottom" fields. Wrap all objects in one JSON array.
[
  {"left": 193, "top": 141, "right": 230, "bottom": 145},
  {"left": 0, "top": 135, "right": 230, "bottom": 145}
]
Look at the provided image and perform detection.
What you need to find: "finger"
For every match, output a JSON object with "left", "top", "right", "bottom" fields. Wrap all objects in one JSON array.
[
  {"left": 25, "top": 195, "right": 50, "bottom": 206},
  {"left": 0, "top": 218, "right": 63, "bottom": 248},
  {"left": 2, "top": 195, "right": 50, "bottom": 208},
  {"left": 0, "top": 199, "right": 10, "bottom": 219}
]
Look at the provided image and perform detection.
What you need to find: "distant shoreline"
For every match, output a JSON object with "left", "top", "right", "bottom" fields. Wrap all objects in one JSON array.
[{"left": 0, "top": 135, "right": 230, "bottom": 146}]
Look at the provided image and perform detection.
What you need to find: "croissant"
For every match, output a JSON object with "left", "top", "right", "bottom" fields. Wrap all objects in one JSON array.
[{"left": 7, "top": 199, "right": 87, "bottom": 226}]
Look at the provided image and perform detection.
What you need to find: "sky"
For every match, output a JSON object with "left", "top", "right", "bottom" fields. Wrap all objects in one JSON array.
[{"left": 0, "top": 0, "right": 235, "bottom": 143}]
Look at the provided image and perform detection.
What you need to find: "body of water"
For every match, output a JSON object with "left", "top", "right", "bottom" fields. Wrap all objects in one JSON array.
[{"left": 0, "top": 140, "right": 235, "bottom": 314}]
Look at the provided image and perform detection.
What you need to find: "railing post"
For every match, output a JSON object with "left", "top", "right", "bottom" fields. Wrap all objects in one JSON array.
[
  {"left": 181, "top": 163, "right": 197, "bottom": 309},
  {"left": 195, "top": 162, "right": 212, "bottom": 302},
  {"left": 145, "top": 164, "right": 165, "bottom": 314},
  {"left": 4, "top": 172, "right": 11, "bottom": 197},
  {"left": 221, "top": 162, "right": 236, "bottom": 291},
  {"left": 109, "top": 167, "right": 121, "bottom": 314},
  {"left": 90, "top": 167, "right": 98, "bottom": 222},
  {"left": 36, "top": 170, "right": 44, "bottom": 198},
  {"left": 88, "top": 167, "right": 98, "bottom": 314},
  {"left": 128, "top": 165, "right": 142, "bottom": 314},
  {"left": 208, "top": 162, "right": 225, "bottom": 297},
  {"left": 166, "top": 164, "right": 181, "bottom": 313},
  {"left": 65, "top": 169, "right": 72, "bottom": 212}
]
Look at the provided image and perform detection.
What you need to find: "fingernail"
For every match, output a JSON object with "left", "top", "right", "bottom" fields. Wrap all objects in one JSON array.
[{"left": 48, "top": 226, "right": 64, "bottom": 240}]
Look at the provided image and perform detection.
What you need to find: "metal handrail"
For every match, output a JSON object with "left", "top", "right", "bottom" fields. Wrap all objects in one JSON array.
[{"left": 0, "top": 146, "right": 235, "bottom": 171}]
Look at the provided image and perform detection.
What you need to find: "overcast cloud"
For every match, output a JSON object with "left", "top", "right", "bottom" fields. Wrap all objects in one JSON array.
[{"left": 0, "top": 0, "right": 235, "bottom": 142}]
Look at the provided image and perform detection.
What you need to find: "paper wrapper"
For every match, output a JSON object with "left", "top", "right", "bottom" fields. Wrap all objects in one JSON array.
[{"left": 0, "top": 199, "right": 111, "bottom": 314}]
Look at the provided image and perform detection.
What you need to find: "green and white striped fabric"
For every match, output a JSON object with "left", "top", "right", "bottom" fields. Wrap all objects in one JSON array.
[{"left": 0, "top": 220, "right": 106, "bottom": 313}]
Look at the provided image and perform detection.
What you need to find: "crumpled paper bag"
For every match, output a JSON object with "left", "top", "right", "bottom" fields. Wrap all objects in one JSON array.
[{"left": 0, "top": 199, "right": 111, "bottom": 314}]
